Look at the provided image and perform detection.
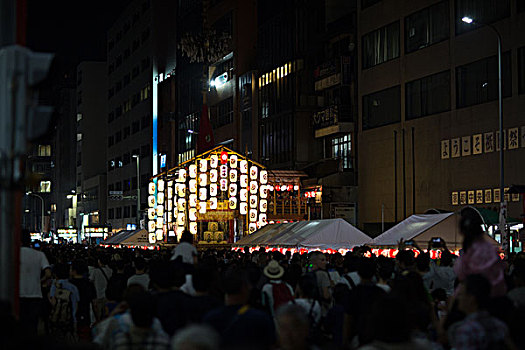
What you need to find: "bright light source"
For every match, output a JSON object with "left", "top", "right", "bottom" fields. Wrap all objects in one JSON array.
[
  {"left": 462, "top": 16, "right": 473, "bottom": 24},
  {"left": 211, "top": 72, "right": 228, "bottom": 88}
]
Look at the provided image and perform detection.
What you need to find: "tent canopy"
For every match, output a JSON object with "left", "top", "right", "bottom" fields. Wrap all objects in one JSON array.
[
  {"left": 102, "top": 229, "right": 153, "bottom": 246},
  {"left": 233, "top": 218, "right": 372, "bottom": 250}
]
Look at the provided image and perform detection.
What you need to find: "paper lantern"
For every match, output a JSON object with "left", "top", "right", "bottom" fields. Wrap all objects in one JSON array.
[
  {"left": 260, "top": 170, "right": 268, "bottom": 184},
  {"left": 220, "top": 151, "right": 228, "bottom": 164},
  {"left": 209, "top": 197, "right": 217, "bottom": 209},
  {"left": 210, "top": 183, "right": 218, "bottom": 197},
  {"left": 220, "top": 179, "right": 228, "bottom": 191},
  {"left": 199, "top": 159, "right": 207, "bottom": 172},
  {"left": 240, "top": 189, "right": 248, "bottom": 202},
  {"left": 199, "top": 173, "right": 207, "bottom": 186},
  {"left": 149, "top": 232, "right": 156, "bottom": 244},
  {"left": 250, "top": 166, "right": 258, "bottom": 180},
  {"left": 189, "top": 194, "right": 197, "bottom": 207},
  {"left": 189, "top": 179, "right": 197, "bottom": 193},
  {"left": 148, "top": 182, "right": 156, "bottom": 195},
  {"left": 210, "top": 169, "right": 218, "bottom": 183},
  {"left": 229, "top": 183, "right": 238, "bottom": 197},
  {"left": 229, "top": 169, "right": 238, "bottom": 183},
  {"left": 259, "top": 213, "right": 267, "bottom": 225},
  {"left": 199, "top": 187, "right": 207, "bottom": 201},
  {"left": 240, "top": 202, "right": 248, "bottom": 215},
  {"left": 148, "top": 220, "right": 156, "bottom": 232},
  {"left": 189, "top": 164, "right": 197, "bottom": 178},
  {"left": 167, "top": 187, "right": 173, "bottom": 199},
  {"left": 189, "top": 222, "right": 198, "bottom": 235},
  {"left": 199, "top": 202, "right": 207, "bottom": 214},
  {"left": 229, "top": 155, "right": 238, "bottom": 168},
  {"left": 156, "top": 217, "right": 163, "bottom": 229},
  {"left": 249, "top": 209, "right": 257, "bottom": 222},
  {"left": 177, "top": 198, "right": 186, "bottom": 212},
  {"left": 294, "top": 185, "right": 299, "bottom": 191},
  {"left": 158, "top": 179, "right": 165, "bottom": 192},
  {"left": 239, "top": 160, "right": 248, "bottom": 174},
  {"left": 177, "top": 184, "right": 186, "bottom": 197},
  {"left": 249, "top": 223, "right": 257, "bottom": 234},
  {"left": 240, "top": 175, "right": 248, "bottom": 188},
  {"left": 167, "top": 199, "right": 173, "bottom": 211},
  {"left": 250, "top": 181, "right": 258, "bottom": 194},
  {"left": 250, "top": 195, "right": 258, "bottom": 208},
  {"left": 210, "top": 154, "right": 218, "bottom": 168},
  {"left": 177, "top": 213, "right": 185, "bottom": 226},
  {"left": 229, "top": 197, "right": 237, "bottom": 209},
  {"left": 156, "top": 229, "right": 163, "bottom": 241},
  {"left": 260, "top": 185, "right": 268, "bottom": 199},
  {"left": 156, "top": 205, "right": 164, "bottom": 217},
  {"left": 260, "top": 199, "right": 267, "bottom": 213},
  {"left": 189, "top": 208, "right": 197, "bottom": 221},
  {"left": 148, "top": 195, "right": 156, "bottom": 208},
  {"left": 167, "top": 180, "right": 173, "bottom": 188},
  {"left": 176, "top": 226, "right": 184, "bottom": 241},
  {"left": 220, "top": 164, "right": 228, "bottom": 178},
  {"left": 148, "top": 208, "right": 156, "bottom": 220},
  {"left": 178, "top": 169, "right": 186, "bottom": 182},
  {"left": 157, "top": 192, "right": 164, "bottom": 205},
  {"left": 168, "top": 230, "right": 175, "bottom": 237},
  {"left": 168, "top": 212, "right": 173, "bottom": 223}
]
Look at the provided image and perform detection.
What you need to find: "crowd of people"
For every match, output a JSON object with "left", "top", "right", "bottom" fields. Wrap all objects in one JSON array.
[{"left": 6, "top": 210, "right": 525, "bottom": 349}]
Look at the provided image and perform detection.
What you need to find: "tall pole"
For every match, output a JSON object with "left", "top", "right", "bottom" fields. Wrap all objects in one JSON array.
[
  {"left": 133, "top": 155, "right": 140, "bottom": 227},
  {"left": 495, "top": 29, "right": 506, "bottom": 255}
]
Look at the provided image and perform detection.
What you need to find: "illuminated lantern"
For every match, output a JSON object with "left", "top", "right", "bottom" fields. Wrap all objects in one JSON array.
[
  {"left": 249, "top": 223, "right": 257, "bottom": 233},
  {"left": 189, "top": 179, "right": 197, "bottom": 193},
  {"left": 240, "top": 189, "right": 248, "bottom": 202},
  {"left": 167, "top": 187, "right": 173, "bottom": 199},
  {"left": 250, "top": 195, "right": 257, "bottom": 208},
  {"left": 148, "top": 182, "right": 156, "bottom": 195},
  {"left": 229, "top": 155, "right": 238, "bottom": 168},
  {"left": 148, "top": 195, "right": 156, "bottom": 208},
  {"left": 177, "top": 198, "right": 186, "bottom": 211},
  {"left": 189, "top": 194, "right": 197, "bottom": 207},
  {"left": 250, "top": 166, "right": 258, "bottom": 180},
  {"left": 148, "top": 208, "right": 156, "bottom": 220},
  {"left": 294, "top": 185, "right": 299, "bottom": 191},
  {"left": 287, "top": 185, "right": 293, "bottom": 191},
  {"left": 156, "top": 205, "right": 164, "bottom": 217},
  {"left": 250, "top": 181, "right": 258, "bottom": 194},
  {"left": 189, "top": 222, "right": 198, "bottom": 235},
  {"left": 199, "top": 187, "right": 207, "bottom": 201},
  {"left": 210, "top": 169, "right": 218, "bottom": 182},
  {"left": 168, "top": 212, "right": 173, "bottom": 223},
  {"left": 209, "top": 197, "right": 217, "bottom": 209},
  {"left": 177, "top": 184, "right": 186, "bottom": 197},
  {"left": 239, "top": 160, "right": 248, "bottom": 174},
  {"left": 149, "top": 232, "right": 156, "bottom": 244},
  {"left": 156, "top": 217, "right": 163, "bottom": 229},
  {"left": 176, "top": 226, "right": 184, "bottom": 240},
  {"left": 249, "top": 209, "right": 257, "bottom": 222},
  {"left": 210, "top": 183, "right": 218, "bottom": 197},
  {"left": 229, "top": 169, "right": 237, "bottom": 183},
  {"left": 177, "top": 213, "right": 185, "bottom": 226},
  {"left": 157, "top": 192, "right": 164, "bottom": 205},
  {"left": 220, "top": 151, "right": 228, "bottom": 164},
  {"left": 260, "top": 170, "right": 268, "bottom": 184},
  {"left": 229, "top": 197, "right": 237, "bottom": 209},
  {"left": 167, "top": 200, "right": 172, "bottom": 211},
  {"left": 240, "top": 175, "right": 248, "bottom": 187},
  {"left": 220, "top": 164, "right": 228, "bottom": 178},
  {"left": 229, "top": 183, "right": 238, "bottom": 197},
  {"left": 210, "top": 154, "right": 218, "bottom": 168},
  {"left": 199, "top": 173, "right": 207, "bottom": 186},
  {"left": 148, "top": 220, "right": 156, "bottom": 232},
  {"left": 259, "top": 213, "right": 267, "bottom": 225},
  {"left": 189, "top": 208, "right": 197, "bottom": 221},
  {"left": 178, "top": 169, "right": 186, "bottom": 182},
  {"left": 189, "top": 164, "right": 197, "bottom": 178},
  {"left": 260, "top": 199, "right": 267, "bottom": 213},
  {"left": 199, "top": 202, "right": 207, "bottom": 214},
  {"left": 199, "top": 159, "right": 207, "bottom": 172},
  {"left": 156, "top": 229, "right": 163, "bottom": 241},
  {"left": 220, "top": 179, "right": 228, "bottom": 191},
  {"left": 240, "top": 202, "right": 248, "bottom": 215},
  {"left": 158, "top": 179, "right": 165, "bottom": 192},
  {"left": 260, "top": 186, "right": 268, "bottom": 198},
  {"left": 275, "top": 185, "right": 280, "bottom": 191}
]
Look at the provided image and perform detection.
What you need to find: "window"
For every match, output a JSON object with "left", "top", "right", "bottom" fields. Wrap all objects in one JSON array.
[
  {"left": 115, "top": 181, "right": 122, "bottom": 191},
  {"left": 123, "top": 179, "right": 131, "bottom": 192},
  {"left": 519, "top": 47, "right": 525, "bottom": 94},
  {"left": 39, "top": 180, "right": 51, "bottom": 193},
  {"left": 362, "top": 0, "right": 381, "bottom": 9},
  {"left": 116, "top": 207, "right": 122, "bottom": 219},
  {"left": 108, "top": 184, "right": 114, "bottom": 191},
  {"left": 132, "top": 205, "right": 137, "bottom": 217},
  {"left": 116, "top": 157, "right": 123, "bottom": 168},
  {"left": 455, "top": 0, "right": 510, "bottom": 35},
  {"left": 108, "top": 208, "right": 114, "bottom": 219},
  {"left": 362, "top": 21, "right": 400, "bottom": 69},
  {"left": 115, "top": 131, "right": 122, "bottom": 143},
  {"left": 406, "top": 70, "right": 450, "bottom": 120},
  {"left": 123, "top": 152, "right": 131, "bottom": 165},
  {"left": 123, "top": 73, "right": 130, "bottom": 86},
  {"left": 132, "top": 66, "right": 140, "bottom": 79},
  {"left": 405, "top": 1, "right": 449, "bottom": 53},
  {"left": 362, "top": 85, "right": 401, "bottom": 130},
  {"left": 131, "top": 176, "right": 138, "bottom": 190},
  {"left": 332, "top": 134, "right": 352, "bottom": 169},
  {"left": 77, "top": 133, "right": 83, "bottom": 141},
  {"left": 77, "top": 113, "right": 82, "bottom": 122},
  {"left": 37, "top": 145, "right": 51, "bottom": 156},
  {"left": 132, "top": 120, "right": 140, "bottom": 133},
  {"left": 140, "top": 144, "right": 150, "bottom": 157},
  {"left": 456, "top": 52, "right": 512, "bottom": 108},
  {"left": 141, "top": 57, "right": 151, "bottom": 72},
  {"left": 108, "top": 159, "right": 115, "bottom": 171},
  {"left": 123, "top": 126, "right": 130, "bottom": 139},
  {"left": 141, "top": 115, "right": 149, "bottom": 129},
  {"left": 211, "top": 97, "right": 233, "bottom": 128},
  {"left": 140, "top": 84, "right": 151, "bottom": 101},
  {"left": 123, "top": 206, "right": 130, "bottom": 218}
]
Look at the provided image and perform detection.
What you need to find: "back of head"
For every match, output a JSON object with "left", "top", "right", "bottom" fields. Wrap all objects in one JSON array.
[
  {"left": 193, "top": 265, "right": 213, "bottom": 293},
  {"left": 54, "top": 263, "right": 70, "bottom": 280},
  {"left": 71, "top": 259, "right": 88, "bottom": 276},
  {"left": 134, "top": 257, "right": 146, "bottom": 271},
  {"left": 180, "top": 230, "right": 193, "bottom": 244},
  {"left": 464, "top": 274, "right": 491, "bottom": 309},
  {"left": 171, "top": 325, "right": 220, "bottom": 350},
  {"left": 297, "top": 274, "right": 317, "bottom": 299},
  {"left": 357, "top": 257, "right": 376, "bottom": 280},
  {"left": 128, "top": 289, "right": 155, "bottom": 328},
  {"left": 415, "top": 252, "right": 430, "bottom": 273},
  {"left": 460, "top": 209, "right": 484, "bottom": 251},
  {"left": 396, "top": 250, "right": 415, "bottom": 269},
  {"left": 370, "top": 295, "right": 411, "bottom": 343},
  {"left": 21, "top": 229, "right": 31, "bottom": 247},
  {"left": 221, "top": 267, "right": 247, "bottom": 295},
  {"left": 440, "top": 250, "right": 453, "bottom": 267}
]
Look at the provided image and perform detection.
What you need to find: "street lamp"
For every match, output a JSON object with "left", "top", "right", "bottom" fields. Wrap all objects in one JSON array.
[
  {"left": 132, "top": 155, "right": 141, "bottom": 227},
  {"left": 26, "top": 191, "right": 45, "bottom": 234},
  {"left": 462, "top": 16, "right": 506, "bottom": 252}
]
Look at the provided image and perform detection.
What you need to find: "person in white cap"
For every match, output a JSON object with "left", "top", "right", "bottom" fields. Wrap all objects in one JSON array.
[{"left": 261, "top": 260, "right": 294, "bottom": 318}]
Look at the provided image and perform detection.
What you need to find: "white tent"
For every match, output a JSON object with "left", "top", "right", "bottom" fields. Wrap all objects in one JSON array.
[
  {"left": 101, "top": 229, "right": 153, "bottom": 246},
  {"left": 371, "top": 213, "right": 498, "bottom": 250},
  {"left": 233, "top": 218, "right": 372, "bottom": 250}
]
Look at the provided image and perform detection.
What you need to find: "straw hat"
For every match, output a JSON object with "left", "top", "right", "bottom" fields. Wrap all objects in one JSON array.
[{"left": 263, "top": 260, "right": 285, "bottom": 279}]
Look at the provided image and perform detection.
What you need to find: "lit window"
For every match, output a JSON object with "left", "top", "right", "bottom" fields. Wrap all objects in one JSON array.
[
  {"left": 77, "top": 113, "right": 83, "bottom": 121},
  {"left": 38, "top": 145, "right": 51, "bottom": 156},
  {"left": 51, "top": 204, "right": 56, "bottom": 212},
  {"left": 332, "top": 134, "right": 352, "bottom": 170},
  {"left": 39, "top": 181, "right": 51, "bottom": 193},
  {"left": 77, "top": 133, "right": 83, "bottom": 141}
]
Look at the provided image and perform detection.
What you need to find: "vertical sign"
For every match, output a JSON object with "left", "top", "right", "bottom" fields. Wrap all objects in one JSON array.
[
  {"left": 484, "top": 132, "right": 494, "bottom": 153},
  {"left": 494, "top": 188, "right": 501, "bottom": 203},
  {"left": 460, "top": 191, "right": 467, "bottom": 205},
  {"left": 452, "top": 192, "right": 459, "bottom": 205},
  {"left": 462, "top": 136, "right": 471, "bottom": 156},
  {"left": 472, "top": 134, "right": 482, "bottom": 154},
  {"left": 476, "top": 190, "right": 483, "bottom": 204},
  {"left": 508, "top": 127, "right": 518, "bottom": 149},
  {"left": 467, "top": 190, "right": 475, "bottom": 204},
  {"left": 452, "top": 138, "right": 460, "bottom": 158},
  {"left": 484, "top": 189, "right": 492, "bottom": 204},
  {"left": 512, "top": 193, "right": 520, "bottom": 202},
  {"left": 441, "top": 140, "right": 450, "bottom": 159},
  {"left": 504, "top": 187, "right": 510, "bottom": 202}
]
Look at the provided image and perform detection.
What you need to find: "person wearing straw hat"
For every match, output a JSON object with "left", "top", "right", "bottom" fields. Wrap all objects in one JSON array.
[{"left": 261, "top": 260, "right": 294, "bottom": 319}]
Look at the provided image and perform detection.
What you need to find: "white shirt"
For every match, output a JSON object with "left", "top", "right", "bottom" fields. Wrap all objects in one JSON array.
[
  {"left": 262, "top": 280, "right": 294, "bottom": 317},
  {"left": 19, "top": 247, "right": 50, "bottom": 298},
  {"left": 171, "top": 242, "right": 197, "bottom": 264},
  {"left": 293, "top": 298, "right": 322, "bottom": 325},
  {"left": 338, "top": 271, "right": 361, "bottom": 289},
  {"left": 127, "top": 273, "right": 150, "bottom": 290},
  {"left": 90, "top": 266, "right": 113, "bottom": 299}
]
